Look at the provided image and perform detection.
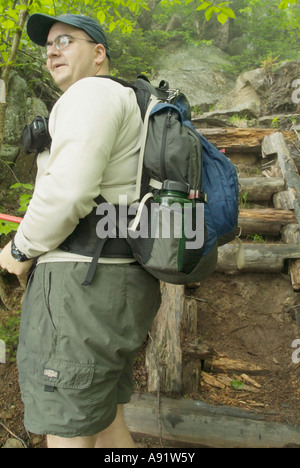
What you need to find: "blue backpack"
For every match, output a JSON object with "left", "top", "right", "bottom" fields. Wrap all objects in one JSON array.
[{"left": 101, "top": 75, "right": 240, "bottom": 284}]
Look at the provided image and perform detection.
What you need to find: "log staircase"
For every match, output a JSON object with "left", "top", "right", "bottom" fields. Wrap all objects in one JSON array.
[{"left": 125, "top": 126, "right": 300, "bottom": 448}]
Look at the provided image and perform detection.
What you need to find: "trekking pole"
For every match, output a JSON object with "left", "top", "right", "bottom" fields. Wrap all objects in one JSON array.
[{"left": 0, "top": 214, "right": 23, "bottom": 224}]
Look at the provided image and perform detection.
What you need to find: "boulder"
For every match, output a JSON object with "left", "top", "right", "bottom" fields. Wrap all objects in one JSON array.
[
  {"left": 153, "top": 44, "right": 235, "bottom": 111},
  {"left": 0, "top": 72, "right": 48, "bottom": 187}
]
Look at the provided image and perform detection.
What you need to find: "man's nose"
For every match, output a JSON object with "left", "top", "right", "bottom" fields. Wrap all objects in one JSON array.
[{"left": 46, "top": 44, "right": 61, "bottom": 58}]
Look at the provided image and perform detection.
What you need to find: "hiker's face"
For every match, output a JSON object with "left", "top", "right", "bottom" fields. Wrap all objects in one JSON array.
[{"left": 45, "top": 22, "right": 106, "bottom": 92}]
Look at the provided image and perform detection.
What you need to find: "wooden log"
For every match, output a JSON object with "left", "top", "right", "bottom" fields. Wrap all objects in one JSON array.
[
  {"left": 124, "top": 393, "right": 300, "bottom": 448},
  {"left": 273, "top": 142, "right": 300, "bottom": 290},
  {"left": 239, "top": 177, "right": 285, "bottom": 202},
  {"left": 239, "top": 208, "right": 296, "bottom": 236},
  {"left": 217, "top": 243, "right": 300, "bottom": 274},
  {"left": 282, "top": 224, "right": 300, "bottom": 291},
  {"left": 282, "top": 224, "right": 300, "bottom": 244},
  {"left": 146, "top": 284, "right": 201, "bottom": 394},
  {"left": 273, "top": 190, "right": 295, "bottom": 210},
  {"left": 262, "top": 132, "right": 300, "bottom": 223},
  {"left": 194, "top": 127, "right": 296, "bottom": 153},
  {"left": 146, "top": 283, "right": 184, "bottom": 394},
  {"left": 289, "top": 261, "right": 300, "bottom": 291},
  {"left": 203, "top": 355, "right": 266, "bottom": 375}
]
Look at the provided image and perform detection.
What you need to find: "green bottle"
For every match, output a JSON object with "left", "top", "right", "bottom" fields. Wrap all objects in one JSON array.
[
  {"left": 154, "top": 180, "right": 192, "bottom": 272},
  {"left": 153, "top": 180, "right": 191, "bottom": 207}
]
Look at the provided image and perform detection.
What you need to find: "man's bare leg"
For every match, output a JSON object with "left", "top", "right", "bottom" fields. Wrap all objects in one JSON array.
[
  {"left": 47, "top": 405, "right": 135, "bottom": 449},
  {"left": 47, "top": 433, "right": 97, "bottom": 449},
  {"left": 95, "top": 405, "right": 136, "bottom": 448}
]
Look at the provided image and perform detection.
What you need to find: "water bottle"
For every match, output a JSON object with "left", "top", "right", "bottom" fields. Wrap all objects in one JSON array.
[
  {"left": 153, "top": 180, "right": 191, "bottom": 207},
  {"left": 153, "top": 180, "right": 193, "bottom": 272}
]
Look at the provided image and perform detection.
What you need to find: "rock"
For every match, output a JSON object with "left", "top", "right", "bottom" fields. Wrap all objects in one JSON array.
[
  {"left": 153, "top": 44, "right": 235, "bottom": 111},
  {"left": 199, "top": 60, "right": 300, "bottom": 124},
  {"left": 214, "top": 68, "right": 265, "bottom": 118},
  {"left": 264, "top": 60, "right": 300, "bottom": 115},
  {"left": 2, "top": 438, "right": 25, "bottom": 449},
  {"left": 4, "top": 72, "right": 28, "bottom": 145},
  {"left": 0, "top": 72, "right": 48, "bottom": 188}
]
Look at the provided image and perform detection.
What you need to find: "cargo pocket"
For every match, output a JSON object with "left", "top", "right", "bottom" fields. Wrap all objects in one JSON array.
[
  {"left": 21, "top": 357, "right": 96, "bottom": 436},
  {"left": 34, "top": 358, "right": 95, "bottom": 390}
]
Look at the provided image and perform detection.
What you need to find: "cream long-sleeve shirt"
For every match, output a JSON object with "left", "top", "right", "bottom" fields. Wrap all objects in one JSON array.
[{"left": 14, "top": 77, "right": 142, "bottom": 263}]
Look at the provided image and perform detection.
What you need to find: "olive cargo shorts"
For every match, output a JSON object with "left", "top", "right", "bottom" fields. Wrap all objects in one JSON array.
[{"left": 17, "top": 262, "right": 161, "bottom": 438}]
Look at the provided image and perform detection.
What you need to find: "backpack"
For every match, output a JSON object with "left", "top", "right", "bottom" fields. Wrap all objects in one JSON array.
[
  {"left": 98, "top": 75, "right": 239, "bottom": 285},
  {"left": 23, "top": 76, "right": 239, "bottom": 286}
]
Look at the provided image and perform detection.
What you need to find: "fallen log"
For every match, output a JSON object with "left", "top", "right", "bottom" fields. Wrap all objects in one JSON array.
[
  {"left": 217, "top": 243, "right": 300, "bottom": 274},
  {"left": 239, "top": 208, "right": 296, "bottom": 236},
  {"left": 239, "top": 177, "right": 285, "bottom": 202},
  {"left": 194, "top": 127, "right": 296, "bottom": 153},
  {"left": 262, "top": 132, "right": 300, "bottom": 223},
  {"left": 124, "top": 393, "right": 300, "bottom": 448},
  {"left": 282, "top": 224, "right": 300, "bottom": 291}
]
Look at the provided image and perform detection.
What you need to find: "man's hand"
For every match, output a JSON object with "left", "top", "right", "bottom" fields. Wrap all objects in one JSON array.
[{"left": 0, "top": 242, "right": 34, "bottom": 277}]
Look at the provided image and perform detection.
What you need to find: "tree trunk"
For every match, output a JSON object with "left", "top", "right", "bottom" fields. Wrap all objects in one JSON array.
[{"left": 0, "top": 7, "right": 29, "bottom": 157}]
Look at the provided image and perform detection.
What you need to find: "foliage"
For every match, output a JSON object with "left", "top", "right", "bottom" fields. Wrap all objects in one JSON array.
[
  {"left": 0, "top": 183, "right": 33, "bottom": 237},
  {"left": 0, "top": 311, "right": 21, "bottom": 362},
  {"left": 229, "top": 0, "right": 300, "bottom": 73}
]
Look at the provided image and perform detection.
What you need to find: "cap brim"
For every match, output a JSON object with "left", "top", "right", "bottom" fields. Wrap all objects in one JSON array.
[{"left": 27, "top": 14, "right": 69, "bottom": 46}]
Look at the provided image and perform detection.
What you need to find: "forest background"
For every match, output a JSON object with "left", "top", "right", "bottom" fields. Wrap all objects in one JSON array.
[
  {"left": 0, "top": 0, "right": 299, "bottom": 233},
  {"left": 1, "top": 0, "right": 300, "bottom": 109}
]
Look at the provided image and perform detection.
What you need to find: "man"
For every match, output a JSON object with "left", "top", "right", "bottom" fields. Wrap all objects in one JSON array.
[{"left": 0, "top": 13, "right": 161, "bottom": 448}]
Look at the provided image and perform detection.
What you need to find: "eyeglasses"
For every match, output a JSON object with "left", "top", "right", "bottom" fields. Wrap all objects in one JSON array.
[{"left": 44, "top": 34, "right": 96, "bottom": 57}]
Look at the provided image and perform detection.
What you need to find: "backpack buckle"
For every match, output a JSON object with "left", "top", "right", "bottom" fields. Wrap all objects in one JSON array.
[{"left": 189, "top": 190, "right": 208, "bottom": 203}]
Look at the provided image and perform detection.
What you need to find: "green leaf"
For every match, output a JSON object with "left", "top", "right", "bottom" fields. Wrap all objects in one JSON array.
[
  {"left": 0, "top": 221, "right": 18, "bottom": 235},
  {"left": 97, "top": 10, "right": 106, "bottom": 24},
  {"left": 196, "top": 1, "right": 211, "bottom": 11},
  {"left": 278, "top": 0, "right": 289, "bottom": 9},
  {"left": 231, "top": 380, "right": 244, "bottom": 390},
  {"left": 205, "top": 5, "right": 217, "bottom": 21},
  {"left": 217, "top": 12, "right": 228, "bottom": 24},
  {"left": 10, "top": 183, "right": 34, "bottom": 191},
  {"left": 219, "top": 6, "right": 235, "bottom": 19},
  {"left": 109, "top": 22, "right": 117, "bottom": 33}
]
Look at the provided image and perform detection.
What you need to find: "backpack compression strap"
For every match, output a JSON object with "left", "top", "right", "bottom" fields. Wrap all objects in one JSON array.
[{"left": 133, "top": 95, "right": 161, "bottom": 202}]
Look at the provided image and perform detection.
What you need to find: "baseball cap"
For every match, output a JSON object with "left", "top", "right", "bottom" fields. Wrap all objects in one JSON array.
[{"left": 26, "top": 13, "right": 111, "bottom": 59}]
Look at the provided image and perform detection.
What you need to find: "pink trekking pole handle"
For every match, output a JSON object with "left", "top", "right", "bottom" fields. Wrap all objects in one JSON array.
[{"left": 0, "top": 213, "right": 23, "bottom": 224}]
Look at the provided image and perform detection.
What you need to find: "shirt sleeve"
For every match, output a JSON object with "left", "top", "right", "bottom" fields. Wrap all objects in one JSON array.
[{"left": 14, "top": 78, "right": 126, "bottom": 258}]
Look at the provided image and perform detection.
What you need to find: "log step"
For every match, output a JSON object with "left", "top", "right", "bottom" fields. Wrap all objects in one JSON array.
[
  {"left": 194, "top": 127, "right": 297, "bottom": 153},
  {"left": 239, "top": 208, "right": 296, "bottom": 236},
  {"left": 239, "top": 177, "right": 285, "bottom": 201},
  {"left": 125, "top": 393, "right": 300, "bottom": 448},
  {"left": 217, "top": 243, "right": 300, "bottom": 274}
]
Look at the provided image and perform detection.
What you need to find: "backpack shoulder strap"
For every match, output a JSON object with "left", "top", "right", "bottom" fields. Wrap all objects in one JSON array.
[{"left": 133, "top": 95, "right": 161, "bottom": 202}]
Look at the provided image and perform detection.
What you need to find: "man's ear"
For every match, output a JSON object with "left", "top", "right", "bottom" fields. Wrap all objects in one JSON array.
[{"left": 94, "top": 43, "right": 106, "bottom": 65}]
